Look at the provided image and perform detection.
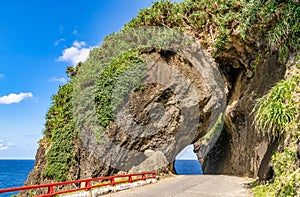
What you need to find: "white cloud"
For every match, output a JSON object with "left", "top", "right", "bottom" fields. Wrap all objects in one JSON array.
[
  {"left": 0, "top": 140, "right": 13, "bottom": 151},
  {"left": 7, "top": 142, "right": 14, "bottom": 147},
  {"left": 0, "top": 92, "right": 33, "bottom": 105},
  {"left": 50, "top": 77, "right": 67, "bottom": 83},
  {"left": 59, "top": 26, "right": 64, "bottom": 34},
  {"left": 54, "top": 38, "right": 66, "bottom": 46},
  {"left": 73, "top": 30, "right": 78, "bottom": 35},
  {"left": 73, "top": 41, "right": 85, "bottom": 48},
  {"left": 58, "top": 40, "right": 92, "bottom": 65},
  {"left": 0, "top": 146, "right": 8, "bottom": 151}
]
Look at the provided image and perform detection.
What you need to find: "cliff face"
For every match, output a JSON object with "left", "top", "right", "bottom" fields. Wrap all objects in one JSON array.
[
  {"left": 24, "top": 0, "right": 299, "bottom": 195},
  {"left": 201, "top": 50, "right": 286, "bottom": 176}
]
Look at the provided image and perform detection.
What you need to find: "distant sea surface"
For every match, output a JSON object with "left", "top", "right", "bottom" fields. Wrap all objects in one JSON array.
[
  {"left": 174, "top": 159, "right": 203, "bottom": 175},
  {"left": 0, "top": 160, "right": 35, "bottom": 197}
]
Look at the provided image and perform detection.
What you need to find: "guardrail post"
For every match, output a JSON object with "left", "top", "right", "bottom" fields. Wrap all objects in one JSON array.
[
  {"left": 111, "top": 177, "right": 115, "bottom": 186},
  {"left": 85, "top": 181, "right": 91, "bottom": 190},
  {"left": 47, "top": 186, "right": 54, "bottom": 196},
  {"left": 111, "top": 177, "right": 116, "bottom": 192},
  {"left": 129, "top": 175, "right": 133, "bottom": 183}
]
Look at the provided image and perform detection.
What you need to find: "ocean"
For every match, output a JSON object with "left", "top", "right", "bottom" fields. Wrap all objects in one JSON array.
[
  {"left": 174, "top": 159, "right": 203, "bottom": 175},
  {"left": 0, "top": 160, "right": 35, "bottom": 197}
]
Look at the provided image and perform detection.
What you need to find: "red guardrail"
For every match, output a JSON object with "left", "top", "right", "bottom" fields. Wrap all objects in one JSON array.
[{"left": 0, "top": 172, "right": 156, "bottom": 197}]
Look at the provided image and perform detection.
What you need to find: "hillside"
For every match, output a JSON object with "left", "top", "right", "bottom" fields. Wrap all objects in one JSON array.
[{"left": 23, "top": 0, "right": 299, "bottom": 196}]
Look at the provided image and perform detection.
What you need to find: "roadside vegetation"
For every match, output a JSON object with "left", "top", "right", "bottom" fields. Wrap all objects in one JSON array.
[{"left": 254, "top": 74, "right": 300, "bottom": 196}]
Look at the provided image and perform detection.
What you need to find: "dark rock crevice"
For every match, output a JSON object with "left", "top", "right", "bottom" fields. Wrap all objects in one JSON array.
[{"left": 202, "top": 128, "right": 231, "bottom": 174}]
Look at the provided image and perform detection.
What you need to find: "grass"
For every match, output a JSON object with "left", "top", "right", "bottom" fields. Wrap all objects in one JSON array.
[
  {"left": 240, "top": 0, "right": 300, "bottom": 62},
  {"left": 125, "top": 0, "right": 299, "bottom": 61},
  {"left": 125, "top": 0, "right": 245, "bottom": 54},
  {"left": 254, "top": 76, "right": 299, "bottom": 140},
  {"left": 253, "top": 183, "right": 276, "bottom": 197}
]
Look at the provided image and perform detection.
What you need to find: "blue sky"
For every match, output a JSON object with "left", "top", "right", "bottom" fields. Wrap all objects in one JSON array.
[{"left": 0, "top": 0, "right": 185, "bottom": 160}]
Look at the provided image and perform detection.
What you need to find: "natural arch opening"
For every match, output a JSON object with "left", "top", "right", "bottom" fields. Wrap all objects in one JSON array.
[{"left": 174, "top": 144, "right": 203, "bottom": 175}]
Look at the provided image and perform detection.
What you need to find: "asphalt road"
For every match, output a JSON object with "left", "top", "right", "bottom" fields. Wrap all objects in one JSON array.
[{"left": 104, "top": 175, "right": 253, "bottom": 197}]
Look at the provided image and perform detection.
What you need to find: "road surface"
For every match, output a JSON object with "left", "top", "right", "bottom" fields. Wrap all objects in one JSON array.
[{"left": 104, "top": 175, "right": 253, "bottom": 197}]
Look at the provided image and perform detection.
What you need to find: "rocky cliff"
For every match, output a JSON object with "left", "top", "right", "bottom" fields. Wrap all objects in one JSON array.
[{"left": 23, "top": 0, "right": 299, "bottom": 196}]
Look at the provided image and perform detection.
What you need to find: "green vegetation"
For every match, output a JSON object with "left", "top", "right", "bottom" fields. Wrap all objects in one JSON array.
[
  {"left": 95, "top": 50, "right": 146, "bottom": 130},
  {"left": 201, "top": 113, "right": 223, "bottom": 146},
  {"left": 254, "top": 76, "right": 299, "bottom": 140},
  {"left": 252, "top": 183, "right": 276, "bottom": 197},
  {"left": 253, "top": 138, "right": 300, "bottom": 196},
  {"left": 125, "top": 0, "right": 246, "bottom": 53},
  {"left": 271, "top": 144, "right": 300, "bottom": 196},
  {"left": 42, "top": 83, "right": 76, "bottom": 182},
  {"left": 126, "top": 0, "right": 299, "bottom": 60},
  {"left": 251, "top": 54, "right": 261, "bottom": 72},
  {"left": 240, "top": 0, "right": 300, "bottom": 61},
  {"left": 254, "top": 75, "right": 300, "bottom": 196}
]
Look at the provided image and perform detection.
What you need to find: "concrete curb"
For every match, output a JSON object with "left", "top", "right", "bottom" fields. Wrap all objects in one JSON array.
[{"left": 61, "top": 178, "right": 158, "bottom": 197}]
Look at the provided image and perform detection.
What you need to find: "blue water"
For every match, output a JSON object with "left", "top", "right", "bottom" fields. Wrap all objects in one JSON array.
[
  {"left": 0, "top": 160, "right": 35, "bottom": 197},
  {"left": 174, "top": 159, "right": 203, "bottom": 175}
]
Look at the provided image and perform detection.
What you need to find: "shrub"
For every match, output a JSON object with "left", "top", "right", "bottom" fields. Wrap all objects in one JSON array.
[
  {"left": 43, "top": 83, "right": 76, "bottom": 182},
  {"left": 254, "top": 76, "right": 299, "bottom": 140}
]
